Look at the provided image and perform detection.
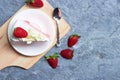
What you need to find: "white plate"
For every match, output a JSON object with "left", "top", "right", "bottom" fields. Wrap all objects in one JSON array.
[{"left": 8, "top": 9, "right": 55, "bottom": 56}]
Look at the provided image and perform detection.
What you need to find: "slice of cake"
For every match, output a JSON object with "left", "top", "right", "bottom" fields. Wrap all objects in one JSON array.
[{"left": 12, "top": 20, "right": 49, "bottom": 44}]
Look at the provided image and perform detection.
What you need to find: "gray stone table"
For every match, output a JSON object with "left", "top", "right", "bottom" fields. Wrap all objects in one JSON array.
[{"left": 0, "top": 0, "right": 120, "bottom": 80}]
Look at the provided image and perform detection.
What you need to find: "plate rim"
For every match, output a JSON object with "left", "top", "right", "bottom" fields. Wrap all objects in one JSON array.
[{"left": 7, "top": 9, "right": 56, "bottom": 56}]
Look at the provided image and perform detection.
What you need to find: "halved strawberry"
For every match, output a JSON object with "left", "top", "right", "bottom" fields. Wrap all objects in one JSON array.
[
  {"left": 68, "top": 34, "right": 80, "bottom": 47},
  {"left": 45, "top": 53, "right": 59, "bottom": 69},
  {"left": 27, "top": 0, "right": 44, "bottom": 8},
  {"left": 60, "top": 49, "right": 74, "bottom": 59},
  {"left": 13, "top": 27, "right": 28, "bottom": 38}
]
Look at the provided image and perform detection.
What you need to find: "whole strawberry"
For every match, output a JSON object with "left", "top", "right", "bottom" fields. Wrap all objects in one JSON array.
[
  {"left": 13, "top": 27, "right": 28, "bottom": 38},
  {"left": 60, "top": 49, "right": 73, "bottom": 59},
  {"left": 45, "top": 53, "right": 59, "bottom": 69},
  {"left": 68, "top": 34, "right": 80, "bottom": 47},
  {"left": 27, "top": 0, "right": 43, "bottom": 8}
]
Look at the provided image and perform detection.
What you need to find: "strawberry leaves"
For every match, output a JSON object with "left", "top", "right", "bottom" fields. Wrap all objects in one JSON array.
[
  {"left": 31, "top": 0, "right": 35, "bottom": 3},
  {"left": 45, "top": 53, "right": 59, "bottom": 60},
  {"left": 27, "top": 0, "right": 35, "bottom": 3}
]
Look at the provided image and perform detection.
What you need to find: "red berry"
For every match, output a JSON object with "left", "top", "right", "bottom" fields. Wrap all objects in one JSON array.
[
  {"left": 27, "top": 0, "right": 43, "bottom": 8},
  {"left": 68, "top": 34, "right": 80, "bottom": 47},
  {"left": 45, "top": 53, "right": 59, "bottom": 69},
  {"left": 60, "top": 49, "right": 73, "bottom": 59},
  {"left": 47, "top": 58, "right": 58, "bottom": 69},
  {"left": 13, "top": 27, "right": 28, "bottom": 38}
]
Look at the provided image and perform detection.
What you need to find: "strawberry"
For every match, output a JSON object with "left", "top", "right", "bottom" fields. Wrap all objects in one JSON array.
[
  {"left": 60, "top": 49, "right": 74, "bottom": 59},
  {"left": 27, "top": 0, "right": 43, "bottom": 8},
  {"left": 45, "top": 53, "right": 59, "bottom": 69},
  {"left": 68, "top": 34, "right": 80, "bottom": 47},
  {"left": 13, "top": 27, "right": 28, "bottom": 38}
]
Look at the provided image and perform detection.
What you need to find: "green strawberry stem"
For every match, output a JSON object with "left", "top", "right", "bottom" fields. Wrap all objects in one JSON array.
[
  {"left": 45, "top": 56, "right": 50, "bottom": 60},
  {"left": 45, "top": 53, "right": 59, "bottom": 59},
  {"left": 26, "top": 0, "right": 34, "bottom": 3},
  {"left": 70, "top": 34, "right": 81, "bottom": 38},
  {"left": 31, "top": 0, "right": 34, "bottom": 3},
  {"left": 52, "top": 53, "right": 59, "bottom": 59}
]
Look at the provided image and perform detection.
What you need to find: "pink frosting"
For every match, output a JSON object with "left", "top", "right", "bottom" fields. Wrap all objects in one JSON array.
[{"left": 24, "top": 20, "right": 50, "bottom": 39}]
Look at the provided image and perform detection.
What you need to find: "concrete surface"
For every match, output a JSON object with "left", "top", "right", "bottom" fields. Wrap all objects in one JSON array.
[{"left": 0, "top": 0, "right": 120, "bottom": 80}]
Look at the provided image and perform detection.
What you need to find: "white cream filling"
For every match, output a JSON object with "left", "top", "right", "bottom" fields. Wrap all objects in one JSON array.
[{"left": 12, "top": 20, "right": 49, "bottom": 44}]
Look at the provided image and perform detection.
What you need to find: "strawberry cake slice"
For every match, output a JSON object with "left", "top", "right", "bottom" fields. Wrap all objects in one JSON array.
[{"left": 12, "top": 20, "right": 49, "bottom": 44}]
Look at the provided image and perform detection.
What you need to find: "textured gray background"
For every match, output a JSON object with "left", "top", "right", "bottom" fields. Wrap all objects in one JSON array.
[{"left": 0, "top": 0, "right": 120, "bottom": 80}]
